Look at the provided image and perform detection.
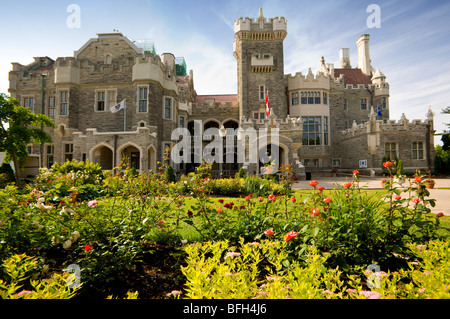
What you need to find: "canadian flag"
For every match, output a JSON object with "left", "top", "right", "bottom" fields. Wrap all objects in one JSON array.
[{"left": 265, "top": 89, "right": 270, "bottom": 116}]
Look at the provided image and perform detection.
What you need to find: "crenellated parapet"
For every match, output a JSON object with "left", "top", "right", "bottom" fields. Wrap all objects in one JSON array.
[
  {"left": 286, "top": 68, "right": 330, "bottom": 90},
  {"left": 234, "top": 8, "right": 287, "bottom": 42}
]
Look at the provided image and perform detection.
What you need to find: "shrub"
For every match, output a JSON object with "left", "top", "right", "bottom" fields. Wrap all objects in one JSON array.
[
  {"left": 165, "top": 165, "right": 176, "bottom": 183},
  {"left": 0, "top": 254, "right": 79, "bottom": 299}
]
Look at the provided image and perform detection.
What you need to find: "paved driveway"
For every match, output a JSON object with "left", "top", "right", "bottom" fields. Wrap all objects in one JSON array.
[{"left": 292, "top": 177, "right": 450, "bottom": 216}]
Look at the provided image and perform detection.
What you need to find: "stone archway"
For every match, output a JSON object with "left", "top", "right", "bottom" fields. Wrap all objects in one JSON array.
[
  {"left": 258, "top": 143, "right": 287, "bottom": 174},
  {"left": 90, "top": 144, "right": 114, "bottom": 170},
  {"left": 119, "top": 144, "right": 141, "bottom": 170}
]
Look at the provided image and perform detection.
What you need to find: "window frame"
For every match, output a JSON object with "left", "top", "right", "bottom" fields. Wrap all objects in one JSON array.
[
  {"left": 385, "top": 142, "right": 397, "bottom": 160},
  {"left": 137, "top": 86, "right": 149, "bottom": 113},
  {"left": 412, "top": 141, "right": 424, "bottom": 160},
  {"left": 360, "top": 98, "right": 367, "bottom": 111},
  {"left": 59, "top": 90, "right": 69, "bottom": 116}
]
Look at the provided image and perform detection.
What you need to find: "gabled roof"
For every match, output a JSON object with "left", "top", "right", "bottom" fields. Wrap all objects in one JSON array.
[{"left": 334, "top": 68, "right": 372, "bottom": 85}]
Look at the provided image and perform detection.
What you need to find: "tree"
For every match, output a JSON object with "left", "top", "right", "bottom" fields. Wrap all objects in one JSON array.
[{"left": 0, "top": 93, "right": 54, "bottom": 185}]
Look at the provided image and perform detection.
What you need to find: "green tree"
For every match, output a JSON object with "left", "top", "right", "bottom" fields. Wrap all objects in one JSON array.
[{"left": 0, "top": 93, "right": 54, "bottom": 185}]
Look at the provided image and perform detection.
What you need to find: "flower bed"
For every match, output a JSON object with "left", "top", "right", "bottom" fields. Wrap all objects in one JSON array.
[{"left": 0, "top": 161, "right": 448, "bottom": 299}]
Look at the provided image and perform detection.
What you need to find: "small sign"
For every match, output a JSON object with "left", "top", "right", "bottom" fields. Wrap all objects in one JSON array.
[{"left": 359, "top": 160, "right": 367, "bottom": 168}]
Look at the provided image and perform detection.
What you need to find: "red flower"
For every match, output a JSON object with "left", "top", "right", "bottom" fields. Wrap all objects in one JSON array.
[
  {"left": 187, "top": 210, "right": 193, "bottom": 216},
  {"left": 317, "top": 186, "right": 325, "bottom": 192},
  {"left": 291, "top": 197, "right": 296, "bottom": 203},
  {"left": 437, "top": 212, "right": 444, "bottom": 217},
  {"left": 383, "top": 161, "right": 393, "bottom": 168},
  {"left": 268, "top": 194, "right": 276, "bottom": 201},
  {"left": 310, "top": 208, "right": 321, "bottom": 216},
  {"left": 412, "top": 198, "right": 421, "bottom": 204},
  {"left": 414, "top": 176, "right": 422, "bottom": 183},
  {"left": 257, "top": 196, "right": 263, "bottom": 202},
  {"left": 308, "top": 180, "right": 319, "bottom": 187},
  {"left": 264, "top": 229, "right": 274, "bottom": 236},
  {"left": 353, "top": 170, "right": 360, "bottom": 175},
  {"left": 394, "top": 195, "right": 402, "bottom": 201},
  {"left": 323, "top": 197, "right": 332, "bottom": 204},
  {"left": 83, "top": 244, "right": 93, "bottom": 252},
  {"left": 245, "top": 195, "right": 251, "bottom": 201},
  {"left": 217, "top": 208, "right": 223, "bottom": 213},
  {"left": 284, "top": 230, "right": 298, "bottom": 242},
  {"left": 343, "top": 182, "right": 352, "bottom": 188},
  {"left": 218, "top": 199, "right": 224, "bottom": 203}
]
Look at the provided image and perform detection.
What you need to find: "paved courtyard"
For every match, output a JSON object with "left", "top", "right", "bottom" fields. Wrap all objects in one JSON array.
[{"left": 292, "top": 176, "right": 450, "bottom": 216}]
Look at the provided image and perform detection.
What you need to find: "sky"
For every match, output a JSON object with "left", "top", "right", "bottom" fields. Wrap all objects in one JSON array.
[{"left": 0, "top": 0, "right": 449, "bottom": 145}]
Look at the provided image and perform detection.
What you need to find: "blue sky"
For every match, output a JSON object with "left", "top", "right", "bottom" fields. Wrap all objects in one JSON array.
[{"left": 1, "top": 0, "right": 449, "bottom": 144}]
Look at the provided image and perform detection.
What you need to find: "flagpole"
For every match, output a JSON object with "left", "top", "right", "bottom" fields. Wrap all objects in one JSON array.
[{"left": 124, "top": 100, "right": 126, "bottom": 131}]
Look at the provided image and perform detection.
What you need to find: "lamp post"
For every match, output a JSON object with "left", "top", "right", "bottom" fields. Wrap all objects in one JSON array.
[
  {"left": 39, "top": 73, "right": 47, "bottom": 169},
  {"left": 219, "top": 125, "right": 226, "bottom": 178}
]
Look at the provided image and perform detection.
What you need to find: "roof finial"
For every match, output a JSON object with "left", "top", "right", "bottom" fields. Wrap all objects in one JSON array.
[{"left": 258, "top": 7, "right": 264, "bottom": 18}]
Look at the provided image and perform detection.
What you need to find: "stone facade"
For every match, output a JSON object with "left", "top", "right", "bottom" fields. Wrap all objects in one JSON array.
[{"left": 8, "top": 9, "right": 434, "bottom": 180}]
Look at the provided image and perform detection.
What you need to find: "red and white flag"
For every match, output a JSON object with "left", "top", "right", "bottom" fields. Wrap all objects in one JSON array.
[{"left": 265, "top": 89, "right": 270, "bottom": 116}]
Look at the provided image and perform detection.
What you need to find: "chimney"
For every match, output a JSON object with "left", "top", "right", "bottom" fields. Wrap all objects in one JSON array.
[
  {"left": 338, "top": 48, "right": 351, "bottom": 68},
  {"left": 356, "top": 34, "right": 371, "bottom": 76}
]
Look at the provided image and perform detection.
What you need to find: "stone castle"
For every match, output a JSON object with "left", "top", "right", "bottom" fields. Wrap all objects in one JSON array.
[{"left": 8, "top": 9, "right": 435, "bottom": 179}]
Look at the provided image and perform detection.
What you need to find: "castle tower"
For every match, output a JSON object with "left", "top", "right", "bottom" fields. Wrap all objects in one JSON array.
[{"left": 233, "top": 8, "right": 288, "bottom": 122}]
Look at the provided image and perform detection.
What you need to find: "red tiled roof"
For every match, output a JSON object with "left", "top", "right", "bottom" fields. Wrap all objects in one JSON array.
[
  {"left": 334, "top": 68, "right": 372, "bottom": 85},
  {"left": 194, "top": 94, "right": 238, "bottom": 105}
]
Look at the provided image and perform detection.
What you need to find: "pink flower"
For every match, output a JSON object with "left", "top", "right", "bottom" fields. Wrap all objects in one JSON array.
[
  {"left": 359, "top": 291, "right": 381, "bottom": 299},
  {"left": 264, "top": 229, "right": 274, "bottom": 236},
  {"left": 343, "top": 182, "right": 352, "bottom": 188},
  {"left": 87, "top": 200, "right": 97, "bottom": 208},
  {"left": 284, "top": 230, "right": 298, "bottom": 242},
  {"left": 308, "top": 180, "right": 319, "bottom": 187},
  {"left": 323, "top": 197, "right": 332, "bottom": 204},
  {"left": 158, "top": 220, "right": 164, "bottom": 224}
]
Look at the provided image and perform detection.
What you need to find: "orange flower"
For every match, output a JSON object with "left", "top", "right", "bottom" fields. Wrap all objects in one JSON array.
[
  {"left": 245, "top": 195, "right": 251, "bottom": 201},
  {"left": 82, "top": 244, "right": 93, "bottom": 251},
  {"left": 264, "top": 229, "right": 274, "bottom": 236},
  {"left": 343, "top": 182, "right": 352, "bottom": 188},
  {"left": 353, "top": 170, "right": 360, "bottom": 175},
  {"left": 383, "top": 161, "right": 393, "bottom": 168},
  {"left": 284, "top": 230, "right": 298, "bottom": 242},
  {"left": 217, "top": 208, "right": 223, "bottom": 213},
  {"left": 308, "top": 180, "right": 319, "bottom": 187},
  {"left": 414, "top": 176, "right": 422, "bottom": 183}
]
